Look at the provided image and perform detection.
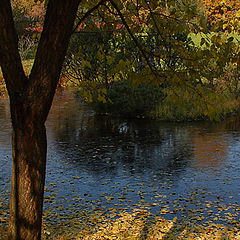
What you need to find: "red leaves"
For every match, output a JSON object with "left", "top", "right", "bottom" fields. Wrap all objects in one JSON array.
[{"left": 25, "top": 26, "right": 43, "bottom": 32}]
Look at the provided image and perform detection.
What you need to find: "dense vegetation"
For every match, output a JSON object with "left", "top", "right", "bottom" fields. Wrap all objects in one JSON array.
[
  {"left": 61, "top": 0, "right": 240, "bottom": 121},
  {"left": 1, "top": 0, "right": 239, "bottom": 121}
]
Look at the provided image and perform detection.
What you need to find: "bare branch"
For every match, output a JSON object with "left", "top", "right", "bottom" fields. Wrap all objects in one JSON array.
[{"left": 72, "top": 0, "right": 107, "bottom": 33}]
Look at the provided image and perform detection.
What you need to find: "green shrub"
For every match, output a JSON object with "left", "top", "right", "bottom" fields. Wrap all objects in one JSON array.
[{"left": 92, "top": 80, "right": 166, "bottom": 118}]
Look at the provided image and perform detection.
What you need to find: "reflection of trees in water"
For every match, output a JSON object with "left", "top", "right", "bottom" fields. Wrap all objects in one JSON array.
[
  {"left": 51, "top": 109, "right": 193, "bottom": 180},
  {"left": 0, "top": 99, "right": 12, "bottom": 185},
  {"left": 0, "top": 99, "right": 10, "bottom": 120},
  {"left": 46, "top": 91, "right": 95, "bottom": 142},
  {"left": 188, "top": 120, "right": 234, "bottom": 169},
  {"left": 45, "top": 91, "right": 240, "bottom": 180},
  {"left": 192, "top": 133, "right": 228, "bottom": 168}
]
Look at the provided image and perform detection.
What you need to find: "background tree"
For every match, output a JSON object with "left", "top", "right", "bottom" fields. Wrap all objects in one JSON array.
[
  {"left": 201, "top": 0, "right": 240, "bottom": 32},
  {"left": 11, "top": 0, "right": 45, "bottom": 34},
  {"left": 64, "top": 0, "right": 239, "bottom": 120}
]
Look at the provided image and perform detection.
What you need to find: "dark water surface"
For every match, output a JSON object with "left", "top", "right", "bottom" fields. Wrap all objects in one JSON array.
[{"left": 1, "top": 91, "right": 240, "bottom": 226}]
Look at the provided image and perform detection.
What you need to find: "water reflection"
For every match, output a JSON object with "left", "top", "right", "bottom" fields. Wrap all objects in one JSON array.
[
  {"left": 1, "top": 91, "right": 240, "bottom": 225},
  {"left": 192, "top": 133, "right": 228, "bottom": 169},
  {"left": 48, "top": 98, "right": 193, "bottom": 179},
  {"left": 43, "top": 91, "right": 240, "bottom": 181},
  {"left": 47, "top": 92, "right": 231, "bottom": 176}
]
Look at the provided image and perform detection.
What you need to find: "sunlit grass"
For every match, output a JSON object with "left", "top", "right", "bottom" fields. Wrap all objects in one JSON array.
[{"left": 150, "top": 84, "right": 240, "bottom": 121}]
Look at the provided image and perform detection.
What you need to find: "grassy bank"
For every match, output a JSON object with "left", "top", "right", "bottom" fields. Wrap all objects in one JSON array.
[
  {"left": 88, "top": 80, "right": 240, "bottom": 121},
  {"left": 150, "top": 86, "right": 240, "bottom": 121}
]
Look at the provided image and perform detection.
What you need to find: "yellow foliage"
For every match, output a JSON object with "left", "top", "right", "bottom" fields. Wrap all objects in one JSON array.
[{"left": 11, "top": 0, "right": 45, "bottom": 19}]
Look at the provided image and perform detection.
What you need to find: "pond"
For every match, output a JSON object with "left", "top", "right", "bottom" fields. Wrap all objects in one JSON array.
[{"left": 0, "top": 90, "right": 240, "bottom": 228}]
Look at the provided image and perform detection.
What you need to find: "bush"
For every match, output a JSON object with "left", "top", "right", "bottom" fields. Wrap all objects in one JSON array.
[
  {"left": 92, "top": 80, "right": 166, "bottom": 118},
  {"left": 215, "top": 63, "right": 240, "bottom": 99}
]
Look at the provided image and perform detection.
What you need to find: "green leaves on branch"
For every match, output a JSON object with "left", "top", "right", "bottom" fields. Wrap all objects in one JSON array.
[{"left": 62, "top": 0, "right": 240, "bottom": 120}]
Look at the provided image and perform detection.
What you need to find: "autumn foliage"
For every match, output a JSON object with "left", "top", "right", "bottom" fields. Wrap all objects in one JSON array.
[
  {"left": 11, "top": 0, "right": 45, "bottom": 22},
  {"left": 201, "top": 0, "right": 240, "bottom": 32}
]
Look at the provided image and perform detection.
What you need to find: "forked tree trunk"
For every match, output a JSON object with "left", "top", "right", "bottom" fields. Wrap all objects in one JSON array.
[
  {"left": 0, "top": 0, "right": 81, "bottom": 239},
  {"left": 8, "top": 104, "right": 47, "bottom": 239}
]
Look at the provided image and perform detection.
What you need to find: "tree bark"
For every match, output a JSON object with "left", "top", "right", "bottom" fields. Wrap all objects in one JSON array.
[
  {"left": 0, "top": 0, "right": 81, "bottom": 239},
  {"left": 8, "top": 101, "right": 47, "bottom": 240}
]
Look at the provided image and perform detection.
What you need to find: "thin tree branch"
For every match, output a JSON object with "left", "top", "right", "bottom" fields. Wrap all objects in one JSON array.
[
  {"left": 108, "top": 0, "right": 159, "bottom": 78},
  {"left": 72, "top": 0, "right": 107, "bottom": 33}
]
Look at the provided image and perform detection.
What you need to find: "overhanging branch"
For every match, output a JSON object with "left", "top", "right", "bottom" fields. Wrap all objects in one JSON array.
[
  {"left": 72, "top": 0, "right": 107, "bottom": 33},
  {"left": 108, "top": 0, "right": 159, "bottom": 78}
]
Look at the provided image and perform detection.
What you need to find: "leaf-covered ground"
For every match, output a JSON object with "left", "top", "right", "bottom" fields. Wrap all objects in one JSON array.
[
  {"left": 1, "top": 204, "right": 240, "bottom": 239},
  {"left": 43, "top": 207, "right": 240, "bottom": 239},
  {"left": 1, "top": 160, "right": 240, "bottom": 239}
]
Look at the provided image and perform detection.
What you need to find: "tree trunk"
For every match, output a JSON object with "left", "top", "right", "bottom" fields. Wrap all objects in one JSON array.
[
  {"left": 0, "top": 0, "right": 106, "bottom": 239},
  {"left": 8, "top": 100, "right": 47, "bottom": 240},
  {"left": 0, "top": 0, "right": 81, "bottom": 238}
]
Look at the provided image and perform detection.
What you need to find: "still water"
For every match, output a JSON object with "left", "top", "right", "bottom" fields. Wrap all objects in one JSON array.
[{"left": 0, "top": 91, "right": 240, "bottom": 226}]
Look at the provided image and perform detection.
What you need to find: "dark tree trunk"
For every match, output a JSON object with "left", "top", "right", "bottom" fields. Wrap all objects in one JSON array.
[
  {"left": 0, "top": 0, "right": 81, "bottom": 239},
  {"left": 8, "top": 101, "right": 47, "bottom": 239}
]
